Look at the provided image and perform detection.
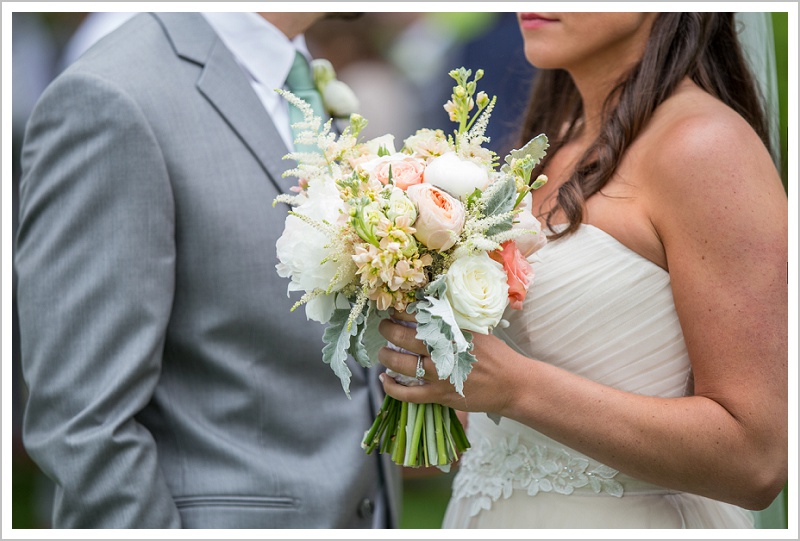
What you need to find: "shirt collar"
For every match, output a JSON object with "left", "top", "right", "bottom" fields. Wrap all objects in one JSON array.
[{"left": 201, "top": 12, "right": 311, "bottom": 91}]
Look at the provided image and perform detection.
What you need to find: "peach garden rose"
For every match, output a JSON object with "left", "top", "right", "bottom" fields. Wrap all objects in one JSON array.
[
  {"left": 405, "top": 183, "right": 466, "bottom": 251},
  {"left": 359, "top": 154, "right": 425, "bottom": 190}
]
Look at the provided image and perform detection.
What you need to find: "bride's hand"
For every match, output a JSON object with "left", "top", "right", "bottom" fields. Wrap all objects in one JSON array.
[{"left": 377, "top": 318, "right": 526, "bottom": 415}]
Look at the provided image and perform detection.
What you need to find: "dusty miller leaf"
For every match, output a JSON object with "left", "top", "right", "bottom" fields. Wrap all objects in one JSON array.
[
  {"left": 322, "top": 308, "right": 358, "bottom": 398},
  {"left": 501, "top": 133, "right": 549, "bottom": 174},
  {"left": 348, "top": 303, "right": 375, "bottom": 369},
  {"left": 360, "top": 306, "right": 390, "bottom": 367},
  {"left": 450, "top": 343, "right": 478, "bottom": 396},
  {"left": 409, "top": 276, "right": 475, "bottom": 395}
]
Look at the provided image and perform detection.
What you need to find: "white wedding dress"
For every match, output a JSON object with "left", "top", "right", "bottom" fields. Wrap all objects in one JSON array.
[{"left": 442, "top": 224, "right": 755, "bottom": 529}]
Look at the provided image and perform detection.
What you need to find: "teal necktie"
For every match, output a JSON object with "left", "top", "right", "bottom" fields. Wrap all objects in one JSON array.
[{"left": 285, "top": 51, "right": 327, "bottom": 153}]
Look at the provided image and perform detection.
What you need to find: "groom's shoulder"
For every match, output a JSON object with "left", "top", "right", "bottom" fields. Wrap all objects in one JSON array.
[{"left": 59, "top": 13, "right": 205, "bottom": 91}]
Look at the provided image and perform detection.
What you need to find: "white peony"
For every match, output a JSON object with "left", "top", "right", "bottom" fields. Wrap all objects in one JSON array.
[
  {"left": 275, "top": 178, "right": 350, "bottom": 323},
  {"left": 444, "top": 252, "right": 509, "bottom": 334},
  {"left": 423, "top": 152, "right": 489, "bottom": 199}
]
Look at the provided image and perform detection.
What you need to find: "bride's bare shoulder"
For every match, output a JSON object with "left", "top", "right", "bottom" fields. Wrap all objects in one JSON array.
[{"left": 637, "top": 79, "right": 779, "bottom": 194}]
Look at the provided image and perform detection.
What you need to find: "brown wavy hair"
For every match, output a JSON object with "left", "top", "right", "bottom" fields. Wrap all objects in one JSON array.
[{"left": 519, "top": 12, "right": 772, "bottom": 239}]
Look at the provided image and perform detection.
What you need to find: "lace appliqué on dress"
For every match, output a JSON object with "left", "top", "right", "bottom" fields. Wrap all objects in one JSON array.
[{"left": 452, "top": 433, "right": 625, "bottom": 517}]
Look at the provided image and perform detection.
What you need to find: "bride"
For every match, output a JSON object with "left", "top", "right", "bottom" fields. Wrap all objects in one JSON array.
[{"left": 377, "top": 12, "right": 787, "bottom": 528}]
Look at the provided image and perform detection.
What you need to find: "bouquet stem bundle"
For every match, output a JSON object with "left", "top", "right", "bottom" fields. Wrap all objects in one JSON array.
[{"left": 361, "top": 395, "right": 469, "bottom": 469}]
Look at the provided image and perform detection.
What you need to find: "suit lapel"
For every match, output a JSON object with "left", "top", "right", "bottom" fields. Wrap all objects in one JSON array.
[{"left": 151, "top": 12, "right": 293, "bottom": 195}]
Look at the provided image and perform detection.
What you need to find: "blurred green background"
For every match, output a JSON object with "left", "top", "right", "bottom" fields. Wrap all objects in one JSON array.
[{"left": 10, "top": 11, "right": 790, "bottom": 530}]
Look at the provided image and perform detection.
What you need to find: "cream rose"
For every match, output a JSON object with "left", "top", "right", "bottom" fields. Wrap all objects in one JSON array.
[
  {"left": 423, "top": 152, "right": 490, "bottom": 199},
  {"left": 405, "top": 183, "right": 465, "bottom": 251},
  {"left": 445, "top": 252, "right": 509, "bottom": 334},
  {"left": 514, "top": 192, "right": 548, "bottom": 257}
]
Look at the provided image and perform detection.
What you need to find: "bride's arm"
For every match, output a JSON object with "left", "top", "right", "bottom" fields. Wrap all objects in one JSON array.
[{"left": 378, "top": 104, "right": 787, "bottom": 511}]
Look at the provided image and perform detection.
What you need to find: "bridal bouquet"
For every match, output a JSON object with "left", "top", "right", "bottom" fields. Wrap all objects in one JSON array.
[{"left": 274, "top": 67, "right": 548, "bottom": 469}]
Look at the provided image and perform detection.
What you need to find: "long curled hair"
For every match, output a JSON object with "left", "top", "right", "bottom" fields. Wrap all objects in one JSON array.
[{"left": 519, "top": 13, "right": 772, "bottom": 239}]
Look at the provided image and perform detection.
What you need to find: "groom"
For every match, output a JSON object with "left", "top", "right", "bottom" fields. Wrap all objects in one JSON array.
[{"left": 15, "top": 12, "right": 400, "bottom": 528}]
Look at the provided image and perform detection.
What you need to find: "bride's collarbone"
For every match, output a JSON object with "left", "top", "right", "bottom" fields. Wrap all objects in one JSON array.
[{"left": 532, "top": 170, "right": 667, "bottom": 270}]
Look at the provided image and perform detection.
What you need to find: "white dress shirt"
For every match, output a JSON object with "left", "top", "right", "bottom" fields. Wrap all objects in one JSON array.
[{"left": 201, "top": 12, "right": 312, "bottom": 150}]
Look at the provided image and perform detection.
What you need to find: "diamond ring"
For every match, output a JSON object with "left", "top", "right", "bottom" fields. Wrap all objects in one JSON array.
[{"left": 415, "top": 354, "right": 426, "bottom": 379}]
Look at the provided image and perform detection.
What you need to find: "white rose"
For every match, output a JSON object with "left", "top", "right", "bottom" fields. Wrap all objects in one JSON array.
[
  {"left": 386, "top": 187, "right": 417, "bottom": 223},
  {"left": 423, "top": 152, "right": 490, "bottom": 199},
  {"left": 275, "top": 179, "right": 349, "bottom": 323},
  {"left": 445, "top": 252, "right": 509, "bottom": 334},
  {"left": 514, "top": 193, "right": 548, "bottom": 257},
  {"left": 322, "top": 80, "right": 360, "bottom": 118}
]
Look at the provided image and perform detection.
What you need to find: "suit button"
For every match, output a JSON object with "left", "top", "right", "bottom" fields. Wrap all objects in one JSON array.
[{"left": 357, "top": 497, "right": 374, "bottom": 519}]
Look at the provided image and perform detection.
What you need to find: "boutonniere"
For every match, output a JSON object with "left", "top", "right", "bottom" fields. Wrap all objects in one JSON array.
[{"left": 311, "top": 59, "right": 360, "bottom": 119}]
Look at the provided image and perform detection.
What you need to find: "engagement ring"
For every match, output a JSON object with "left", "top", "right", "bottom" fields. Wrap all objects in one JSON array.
[{"left": 415, "top": 354, "right": 426, "bottom": 379}]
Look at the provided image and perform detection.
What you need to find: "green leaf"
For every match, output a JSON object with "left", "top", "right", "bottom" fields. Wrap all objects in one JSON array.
[
  {"left": 449, "top": 331, "right": 478, "bottom": 396},
  {"left": 482, "top": 175, "right": 517, "bottom": 236},
  {"left": 409, "top": 276, "right": 474, "bottom": 395},
  {"left": 504, "top": 133, "right": 549, "bottom": 169},
  {"left": 482, "top": 174, "right": 517, "bottom": 217},
  {"left": 360, "top": 307, "right": 390, "bottom": 366},
  {"left": 321, "top": 308, "right": 359, "bottom": 398},
  {"left": 500, "top": 134, "right": 550, "bottom": 185},
  {"left": 346, "top": 300, "right": 375, "bottom": 368}
]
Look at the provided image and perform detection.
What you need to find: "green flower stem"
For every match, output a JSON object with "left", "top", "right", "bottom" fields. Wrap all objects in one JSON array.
[
  {"left": 362, "top": 394, "right": 392, "bottom": 451},
  {"left": 403, "top": 403, "right": 416, "bottom": 465},
  {"left": 362, "top": 396, "right": 470, "bottom": 468},
  {"left": 425, "top": 404, "right": 437, "bottom": 465},
  {"left": 376, "top": 401, "right": 395, "bottom": 452},
  {"left": 434, "top": 404, "right": 447, "bottom": 464},
  {"left": 377, "top": 398, "right": 399, "bottom": 455},
  {"left": 449, "top": 407, "right": 470, "bottom": 452},
  {"left": 392, "top": 400, "right": 408, "bottom": 465},
  {"left": 406, "top": 403, "right": 426, "bottom": 466}
]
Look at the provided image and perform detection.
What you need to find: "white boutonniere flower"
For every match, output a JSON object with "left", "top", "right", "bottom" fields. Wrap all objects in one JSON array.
[{"left": 311, "top": 59, "right": 360, "bottom": 118}]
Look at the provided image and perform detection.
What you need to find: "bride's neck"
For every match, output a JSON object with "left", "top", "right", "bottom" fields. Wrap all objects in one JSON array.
[
  {"left": 567, "top": 46, "right": 645, "bottom": 142},
  {"left": 570, "top": 70, "right": 620, "bottom": 143}
]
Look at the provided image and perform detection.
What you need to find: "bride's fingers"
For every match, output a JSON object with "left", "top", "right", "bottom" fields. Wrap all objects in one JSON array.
[
  {"left": 389, "top": 309, "right": 416, "bottom": 323},
  {"left": 379, "top": 371, "right": 430, "bottom": 403},
  {"left": 378, "top": 318, "right": 424, "bottom": 354},
  {"left": 378, "top": 347, "right": 430, "bottom": 380}
]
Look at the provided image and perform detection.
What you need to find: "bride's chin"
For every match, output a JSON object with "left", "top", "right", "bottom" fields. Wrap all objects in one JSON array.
[{"left": 522, "top": 46, "right": 564, "bottom": 71}]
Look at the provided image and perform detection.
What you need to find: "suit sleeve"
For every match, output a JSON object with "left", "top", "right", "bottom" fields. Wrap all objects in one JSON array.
[{"left": 15, "top": 71, "right": 182, "bottom": 527}]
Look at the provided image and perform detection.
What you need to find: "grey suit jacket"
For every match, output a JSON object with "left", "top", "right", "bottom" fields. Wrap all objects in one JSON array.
[{"left": 16, "top": 12, "right": 401, "bottom": 528}]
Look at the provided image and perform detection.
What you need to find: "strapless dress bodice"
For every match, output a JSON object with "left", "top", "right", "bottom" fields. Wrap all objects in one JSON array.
[{"left": 443, "top": 225, "right": 754, "bottom": 528}]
